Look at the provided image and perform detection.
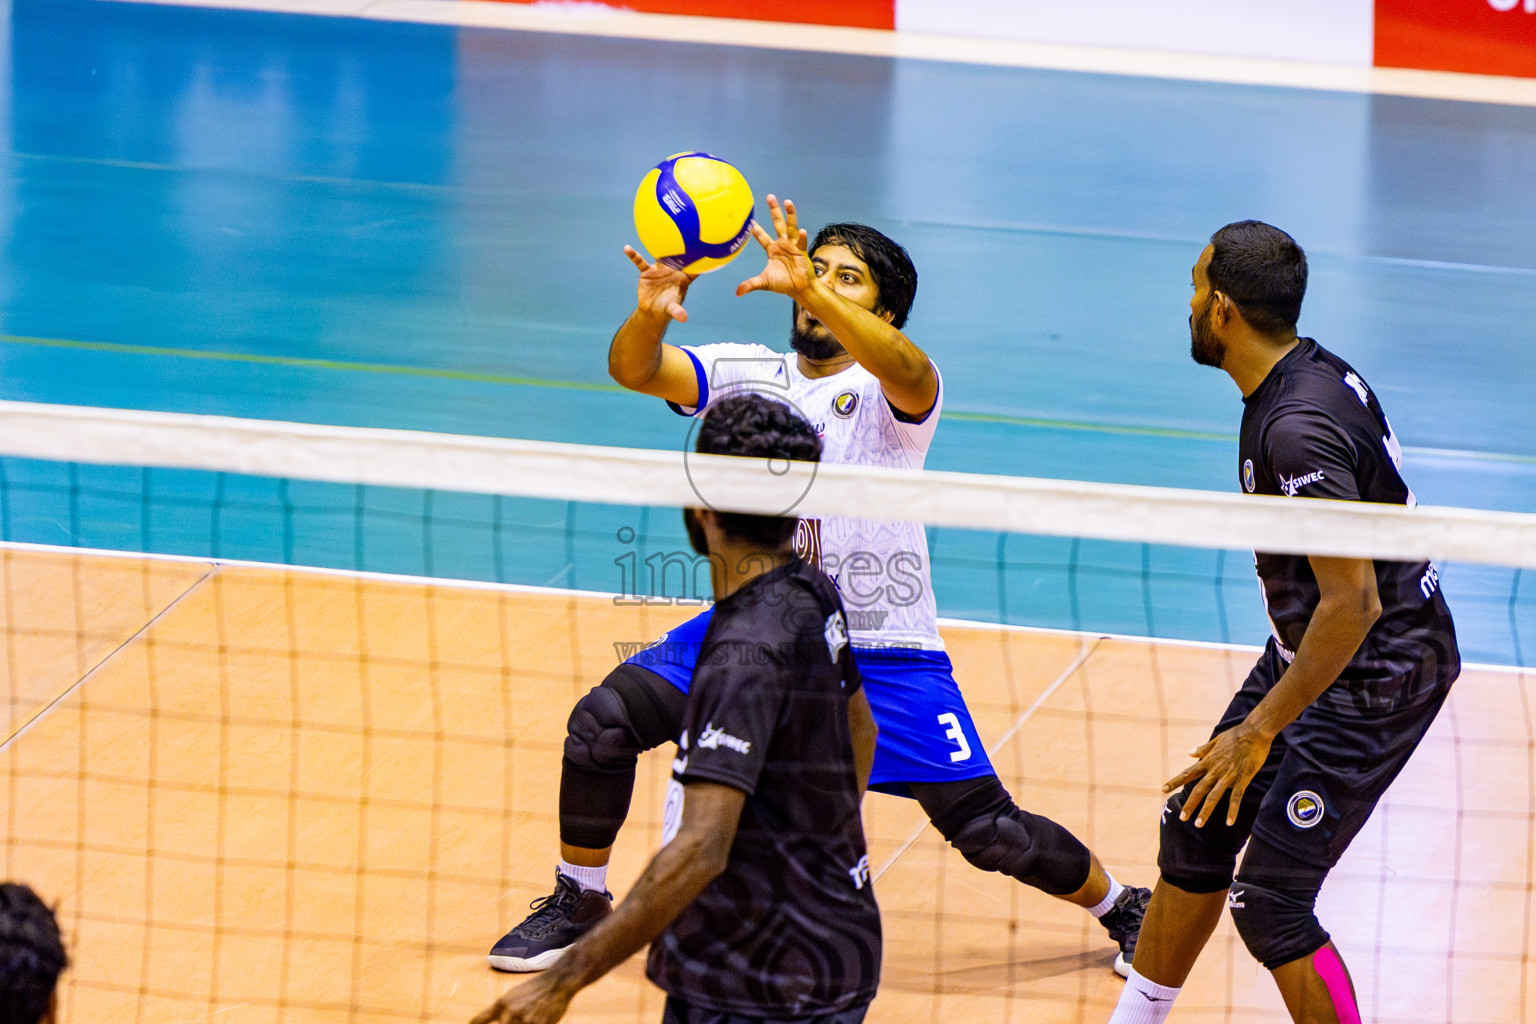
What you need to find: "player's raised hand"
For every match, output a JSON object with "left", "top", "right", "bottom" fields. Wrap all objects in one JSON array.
[
  {"left": 1163, "top": 722, "right": 1274, "bottom": 828},
  {"left": 469, "top": 973, "right": 574, "bottom": 1024},
  {"left": 625, "top": 245, "right": 694, "bottom": 323},
  {"left": 736, "top": 195, "right": 815, "bottom": 299}
]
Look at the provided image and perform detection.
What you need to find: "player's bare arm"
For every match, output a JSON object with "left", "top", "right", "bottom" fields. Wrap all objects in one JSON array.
[
  {"left": 737, "top": 195, "right": 938, "bottom": 418},
  {"left": 848, "top": 687, "right": 877, "bottom": 798},
  {"left": 607, "top": 246, "right": 703, "bottom": 407},
  {"left": 1166, "top": 555, "right": 1381, "bottom": 827},
  {"left": 472, "top": 781, "right": 746, "bottom": 1024}
]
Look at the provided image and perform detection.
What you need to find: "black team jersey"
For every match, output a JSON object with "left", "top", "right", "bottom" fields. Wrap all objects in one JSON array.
[
  {"left": 1240, "top": 338, "right": 1459, "bottom": 714},
  {"left": 646, "top": 557, "right": 880, "bottom": 1018}
]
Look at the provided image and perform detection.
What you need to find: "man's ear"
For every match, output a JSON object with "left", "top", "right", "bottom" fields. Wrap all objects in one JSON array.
[
  {"left": 1211, "top": 291, "right": 1234, "bottom": 327},
  {"left": 877, "top": 307, "right": 895, "bottom": 325}
]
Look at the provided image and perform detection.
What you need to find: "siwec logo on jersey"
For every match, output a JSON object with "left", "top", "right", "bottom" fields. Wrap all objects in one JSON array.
[
  {"left": 1279, "top": 469, "right": 1325, "bottom": 496},
  {"left": 1286, "top": 790, "right": 1325, "bottom": 828},
  {"left": 698, "top": 721, "right": 751, "bottom": 755},
  {"left": 832, "top": 390, "right": 859, "bottom": 418},
  {"left": 1242, "top": 459, "right": 1256, "bottom": 493}
]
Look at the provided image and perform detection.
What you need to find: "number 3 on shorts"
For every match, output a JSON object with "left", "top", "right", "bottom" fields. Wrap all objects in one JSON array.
[{"left": 937, "top": 712, "right": 972, "bottom": 763}]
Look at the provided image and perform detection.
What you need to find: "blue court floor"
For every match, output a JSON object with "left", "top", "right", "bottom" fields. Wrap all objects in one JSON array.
[{"left": 2, "top": 0, "right": 1534, "bottom": 661}]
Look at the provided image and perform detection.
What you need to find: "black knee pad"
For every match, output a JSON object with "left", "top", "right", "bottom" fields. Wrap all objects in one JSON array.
[
  {"left": 1227, "top": 878, "right": 1330, "bottom": 970},
  {"left": 923, "top": 777, "right": 1091, "bottom": 896},
  {"left": 1157, "top": 790, "right": 1245, "bottom": 893},
  {"left": 564, "top": 663, "right": 685, "bottom": 774},
  {"left": 1228, "top": 840, "right": 1332, "bottom": 970}
]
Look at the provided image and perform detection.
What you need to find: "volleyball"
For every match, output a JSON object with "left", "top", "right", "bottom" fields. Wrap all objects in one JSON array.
[{"left": 632, "top": 152, "right": 755, "bottom": 275}]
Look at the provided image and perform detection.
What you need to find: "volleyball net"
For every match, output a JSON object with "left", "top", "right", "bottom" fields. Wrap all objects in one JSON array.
[{"left": 0, "top": 399, "right": 1532, "bottom": 1023}]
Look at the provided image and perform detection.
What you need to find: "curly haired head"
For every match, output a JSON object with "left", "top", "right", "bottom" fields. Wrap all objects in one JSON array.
[
  {"left": 0, "top": 883, "right": 65, "bottom": 1024},
  {"left": 695, "top": 394, "right": 822, "bottom": 547}
]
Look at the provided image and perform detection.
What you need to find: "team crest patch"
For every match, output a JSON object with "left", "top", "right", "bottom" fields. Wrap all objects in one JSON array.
[
  {"left": 832, "top": 390, "right": 859, "bottom": 418},
  {"left": 1242, "top": 459, "right": 1256, "bottom": 493},
  {"left": 1286, "top": 790, "right": 1324, "bottom": 829}
]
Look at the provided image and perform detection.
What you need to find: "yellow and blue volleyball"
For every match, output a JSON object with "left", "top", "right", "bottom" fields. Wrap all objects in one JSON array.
[{"left": 633, "top": 152, "right": 755, "bottom": 275}]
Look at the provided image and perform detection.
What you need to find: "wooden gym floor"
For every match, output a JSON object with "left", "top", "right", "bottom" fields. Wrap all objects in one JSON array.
[{"left": 2, "top": 545, "right": 1531, "bottom": 1023}]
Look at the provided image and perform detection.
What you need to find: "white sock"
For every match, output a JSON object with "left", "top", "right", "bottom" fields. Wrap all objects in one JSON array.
[
  {"left": 1108, "top": 967, "right": 1179, "bottom": 1024},
  {"left": 1089, "top": 875, "right": 1127, "bottom": 918},
  {"left": 558, "top": 860, "right": 609, "bottom": 894}
]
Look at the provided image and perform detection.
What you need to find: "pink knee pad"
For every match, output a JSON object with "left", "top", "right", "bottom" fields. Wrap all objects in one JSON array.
[{"left": 1313, "top": 945, "right": 1361, "bottom": 1024}]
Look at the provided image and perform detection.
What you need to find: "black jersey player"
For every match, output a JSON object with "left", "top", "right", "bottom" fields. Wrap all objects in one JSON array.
[
  {"left": 472, "top": 393, "right": 881, "bottom": 1024},
  {"left": 1108, "top": 221, "right": 1459, "bottom": 1024}
]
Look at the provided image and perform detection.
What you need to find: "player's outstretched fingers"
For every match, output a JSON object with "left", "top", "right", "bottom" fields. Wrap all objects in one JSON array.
[
  {"left": 764, "top": 194, "right": 789, "bottom": 238},
  {"left": 736, "top": 260, "right": 770, "bottom": 297},
  {"left": 747, "top": 217, "right": 776, "bottom": 251},
  {"left": 780, "top": 197, "right": 799, "bottom": 238},
  {"left": 624, "top": 244, "right": 651, "bottom": 271}
]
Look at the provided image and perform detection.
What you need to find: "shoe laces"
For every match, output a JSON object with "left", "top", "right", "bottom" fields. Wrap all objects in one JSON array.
[{"left": 524, "top": 874, "right": 584, "bottom": 924}]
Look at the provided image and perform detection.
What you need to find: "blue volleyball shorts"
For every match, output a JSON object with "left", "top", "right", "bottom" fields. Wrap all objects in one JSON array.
[{"left": 626, "top": 608, "right": 995, "bottom": 797}]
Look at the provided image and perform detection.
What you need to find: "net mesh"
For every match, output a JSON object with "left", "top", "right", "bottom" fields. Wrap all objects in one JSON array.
[{"left": 0, "top": 400, "right": 1533, "bottom": 1023}]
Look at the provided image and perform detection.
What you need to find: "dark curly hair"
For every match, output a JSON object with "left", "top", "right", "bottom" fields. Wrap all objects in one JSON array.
[
  {"left": 1207, "top": 220, "right": 1308, "bottom": 335},
  {"left": 811, "top": 223, "right": 918, "bottom": 329},
  {"left": 695, "top": 394, "right": 822, "bottom": 547},
  {"left": 0, "top": 884, "right": 65, "bottom": 1024}
]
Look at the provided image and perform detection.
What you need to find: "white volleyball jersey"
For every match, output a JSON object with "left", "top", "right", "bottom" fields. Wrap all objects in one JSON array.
[{"left": 672, "top": 342, "right": 944, "bottom": 651}]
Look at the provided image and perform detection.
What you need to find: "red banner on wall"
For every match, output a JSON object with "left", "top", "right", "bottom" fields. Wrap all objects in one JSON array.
[
  {"left": 1376, "top": 0, "right": 1536, "bottom": 78},
  {"left": 494, "top": 0, "right": 894, "bottom": 31}
]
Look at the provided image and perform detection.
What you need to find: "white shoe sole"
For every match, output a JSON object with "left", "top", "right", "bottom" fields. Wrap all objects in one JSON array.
[
  {"left": 1113, "top": 952, "right": 1130, "bottom": 979},
  {"left": 488, "top": 946, "right": 569, "bottom": 973}
]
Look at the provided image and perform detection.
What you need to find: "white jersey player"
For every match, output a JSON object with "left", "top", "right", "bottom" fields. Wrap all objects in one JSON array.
[
  {"left": 487, "top": 196, "right": 1149, "bottom": 979},
  {"left": 671, "top": 341, "right": 941, "bottom": 651}
]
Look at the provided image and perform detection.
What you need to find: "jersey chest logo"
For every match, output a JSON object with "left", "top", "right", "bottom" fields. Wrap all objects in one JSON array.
[{"left": 832, "top": 390, "right": 859, "bottom": 418}]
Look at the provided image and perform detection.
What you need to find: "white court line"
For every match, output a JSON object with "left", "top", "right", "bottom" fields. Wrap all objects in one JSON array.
[
  {"left": 0, "top": 563, "right": 219, "bottom": 753},
  {"left": 89, "top": 0, "right": 1536, "bottom": 108},
  {"left": 0, "top": 538, "right": 1527, "bottom": 674}
]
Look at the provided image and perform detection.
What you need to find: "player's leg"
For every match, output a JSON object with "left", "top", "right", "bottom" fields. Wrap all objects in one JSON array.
[
  {"left": 1111, "top": 645, "right": 1289, "bottom": 1019},
  {"left": 909, "top": 773, "right": 1150, "bottom": 972},
  {"left": 1123, "top": 880, "right": 1227, "bottom": 987},
  {"left": 489, "top": 661, "right": 688, "bottom": 971},
  {"left": 489, "top": 613, "right": 708, "bottom": 972},
  {"left": 1227, "top": 839, "right": 1357, "bottom": 1024},
  {"left": 911, "top": 775, "right": 1098, "bottom": 902},
  {"left": 1272, "top": 943, "right": 1361, "bottom": 1024},
  {"left": 1229, "top": 683, "right": 1453, "bottom": 1022},
  {"left": 559, "top": 661, "right": 691, "bottom": 863},
  {"left": 860, "top": 647, "right": 1150, "bottom": 974}
]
